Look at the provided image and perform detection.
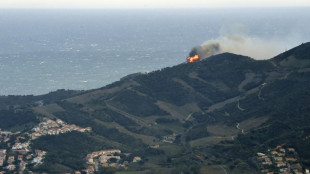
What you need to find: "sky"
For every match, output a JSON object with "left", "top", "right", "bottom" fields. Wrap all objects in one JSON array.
[{"left": 1, "top": 0, "right": 310, "bottom": 9}]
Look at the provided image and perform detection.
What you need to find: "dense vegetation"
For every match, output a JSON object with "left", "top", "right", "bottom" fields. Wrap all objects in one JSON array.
[
  {"left": 0, "top": 89, "right": 83, "bottom": 109},
  {"left": 0, "top": 42, "right": 309, "bottom": 173},
  {"left": 110, "top": 90, "right": 168, "bottom": 117},
  {"left": 31, "top": 132, "right": 108, "bottom": 172},
  {"left": 0, "top": 108, "right": 39, "bottom": 131}
]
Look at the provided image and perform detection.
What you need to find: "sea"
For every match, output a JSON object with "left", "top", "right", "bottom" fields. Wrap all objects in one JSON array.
[{"left": 0, "top": 8, "right": 309, "bottom": 95}]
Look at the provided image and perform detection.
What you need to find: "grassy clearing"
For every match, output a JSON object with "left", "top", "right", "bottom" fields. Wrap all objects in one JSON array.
[
  {"left": 156, "top": 101, "right": 201, "bottom": 121},
  {"left": 200, "top": 164, "right": 253, "bottom": 174},
  {"left": 207, "top": 124, "right": 239, "bottom": 136},
  {"left": 40, "top": 103, "right": 65, "bottom": 113},
  {"left": 32, "top": 106, "right": 58, "bottom": 119},
  {"left": 239, "top": 116, "right": 269, "bottom": 132},
  {"left": 189, "top": 136, "right": 232, "bottom": 148},
  {"left": 199, "top": 165, "right": 227, "bottom": 174},
  {"left": 238, "top": 73, "right": 256, "bottom": 91},
  {"left": 279, "top": 55, "right": 310, "bottom": 68},
  {"left": 93, "top": 119, "right": 157, "bottom": 145},
  {"left": 67, "top": 81, "right": 133, "bottom": 104},
  {"left": 158, "top": 144, "right": 184, "bottom": 156},
  {"left": 173, "top": 78, "right": 196, "bottom": 91},
  {"left": 158, "top": 123, "right": 184, "bottom": 134}
]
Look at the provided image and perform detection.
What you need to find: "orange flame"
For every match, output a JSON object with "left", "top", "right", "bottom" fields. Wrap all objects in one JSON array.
[{"left": 187, "top": 55, "right": 199, "bottom": 63}]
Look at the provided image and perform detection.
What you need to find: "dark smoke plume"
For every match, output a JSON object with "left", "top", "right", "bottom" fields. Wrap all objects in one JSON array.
[
  {"left": 189, "top": 43, "right": 221, "bottom": 58},
  {"left": 189, "top": 24, "right": 295, "bottom": 60}
]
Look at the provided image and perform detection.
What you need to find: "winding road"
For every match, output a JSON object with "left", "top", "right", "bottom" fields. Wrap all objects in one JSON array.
[
  {"left": 220, "top": 165, "right": 228, "bottom": 174},
  {"left": 236, "top": 123, "right": 244, "bottom": 134}
]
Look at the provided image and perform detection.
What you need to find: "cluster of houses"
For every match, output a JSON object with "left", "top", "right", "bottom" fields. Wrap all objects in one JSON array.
[
  {"left": 0, "top": 129, "right": 47, "bottom": 173},
  {"left": 31, "top": 149, "right": 47, "bottom": 166},
  {"left": 0, "top": 129, "right": 13, "bottom": 144},
  {"left": 0, "top": 149, "right": 6, "bottom": 168},
  {"left": 0, "top": 148, "right": 47, "bottom": 172},
  {"left": 84, "top": 149, "right": 141, "bottom": 174},
  {"left": 28, "top": 117, "right": 91, "bottom": 139},
  {"left": 257, "top": 145, "right": 310, "bottom": 174},
  {"left": 0, "top": 117, "right": 92, "bottom": 173}
]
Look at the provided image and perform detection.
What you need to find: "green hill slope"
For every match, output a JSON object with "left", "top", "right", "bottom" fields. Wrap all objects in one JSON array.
[{"left": 0, "top": 42, "right": 309, "bottom": 173}]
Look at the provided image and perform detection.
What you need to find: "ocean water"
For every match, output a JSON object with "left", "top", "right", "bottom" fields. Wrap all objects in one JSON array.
[{"left": 0, "top": 8, "right": 309, "bottom": 95}]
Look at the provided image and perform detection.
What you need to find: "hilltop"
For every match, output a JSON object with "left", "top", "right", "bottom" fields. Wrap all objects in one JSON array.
[{"left": 0, "top": 42, "right": 310, "bottom": 173}]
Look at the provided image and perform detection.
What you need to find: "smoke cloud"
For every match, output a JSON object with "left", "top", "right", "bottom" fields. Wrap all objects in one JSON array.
[{"left": 190, "top": 24, "right": 291, "bottom": 60}]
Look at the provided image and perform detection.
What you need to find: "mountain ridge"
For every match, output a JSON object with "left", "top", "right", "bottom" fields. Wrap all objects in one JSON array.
[{"left": 0, "top": 42, "right": 310, "bottom": 173}]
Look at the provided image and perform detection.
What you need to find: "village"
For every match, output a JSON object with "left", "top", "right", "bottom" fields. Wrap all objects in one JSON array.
[
  {"left": 257, "top": 145, "right": 310, "bottom": 174},
  {"left": 84, "top": 149, "right": 141, "bottom": 174},
  {"left": 0, "top": 117, "right": 91, "bottom": 173}
]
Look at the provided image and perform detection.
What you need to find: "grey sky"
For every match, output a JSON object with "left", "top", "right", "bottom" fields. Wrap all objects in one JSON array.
[{"left": 1, "top": 0, "right": 310, "bottom": 9}]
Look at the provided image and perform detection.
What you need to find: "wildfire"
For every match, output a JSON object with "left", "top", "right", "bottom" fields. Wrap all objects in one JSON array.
[{"left": 187, "top": 55, "right": 200, "bottom": 63}]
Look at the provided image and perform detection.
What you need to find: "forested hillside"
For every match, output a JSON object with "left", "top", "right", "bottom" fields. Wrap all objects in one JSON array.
[{"left": 0, "top": 43, "right": 309, "bottom": 173}]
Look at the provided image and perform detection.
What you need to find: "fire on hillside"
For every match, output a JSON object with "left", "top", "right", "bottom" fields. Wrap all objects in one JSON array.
[
  {"left": 187, "top": 43, "right": 221, "bottom": 63},
  {"left": 186, "top": 55, "right": 200, "bottom": 63}
]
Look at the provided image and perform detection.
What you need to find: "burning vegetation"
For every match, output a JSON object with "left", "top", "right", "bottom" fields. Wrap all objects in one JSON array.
[
  {"left": 187, "top": 55, "right": 200, "bottom": 63},
  {"left": 187, "top": 43, "right": 221, "bottom": 63}
]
